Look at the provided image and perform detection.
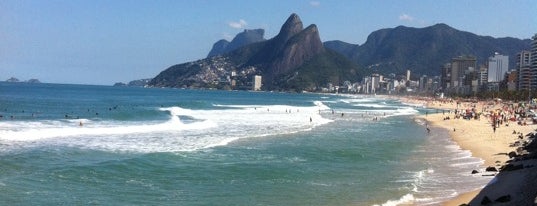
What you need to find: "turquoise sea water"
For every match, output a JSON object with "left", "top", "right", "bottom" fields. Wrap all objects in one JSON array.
[{"left": 0, "top": 82, "right": 491, "bottom": 205}]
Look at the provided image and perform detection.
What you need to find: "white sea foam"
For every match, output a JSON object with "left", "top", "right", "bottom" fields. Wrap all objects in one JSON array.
[
  {"left": 0, "top": 117, "right": 216, "bottom": 142},
  {"left": 353, "top": 103, "right": 392, "bottom": 108},
  {"left": 373, "top": 193, "right": 415, "bottom": 206},
  {"left": 342, "top": 98, "right": 375, "bottom": 103},
  {"left": 400, "top": 102, "right": 426, "bottom": 108},
  {"left": 0, "top": 102, "right": 333, "bottom": 153}
]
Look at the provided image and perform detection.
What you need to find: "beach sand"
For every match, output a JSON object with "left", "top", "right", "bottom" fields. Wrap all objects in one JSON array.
[
  {"left": 401, "top": 97, "right": 537, "bottom": 205},
  {"left": 426, "top": 112, "right": 536, "bottom": 206}
]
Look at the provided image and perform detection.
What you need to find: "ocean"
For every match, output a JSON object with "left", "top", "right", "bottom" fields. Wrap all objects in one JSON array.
[{"left": 0, "top": 82, "right": 491, "bottom": 205}]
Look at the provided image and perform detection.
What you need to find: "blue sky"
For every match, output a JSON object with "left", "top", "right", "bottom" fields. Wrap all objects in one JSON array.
[{"left": 1, "top": 0, "right": 536, "bottom": 85}]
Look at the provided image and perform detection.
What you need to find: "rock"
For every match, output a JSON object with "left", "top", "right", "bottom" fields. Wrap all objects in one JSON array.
[
  {"left": 500, "top": 164, "right": 523, "bottom": 172},
  {"left": 207, "top": 29, "right": 266, "bottom": 57},
  {"left": 485, "top": 166, "right": 498, "bottom": 172},
  {"left": 275, "top": 13, "right": 303, "bottom": 43},
  {"left": 149, "top": 13, "right": 361, "bottom": 91},
  {"left": 495, "top": 194, "right": 511, "bottom": 202},
  {"left": 207, "top": 39, "right": 230, "bottom": 57},
  {"left": 471, "top": 170, "right": 479, "bottom": 174},
  {"left": 508, "top": 151, "right": 517, "bottom": 158},
  {"left": 481, "top": 196, "right": 491, "bottom": 205}
]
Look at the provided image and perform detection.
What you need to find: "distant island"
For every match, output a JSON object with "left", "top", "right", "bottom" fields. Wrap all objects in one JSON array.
[
  {"left": 4, "top": 77, "right": 41, "bottom": 83},
  {"left": 113, "top": 78, "right": 152, "bottom": 87}
]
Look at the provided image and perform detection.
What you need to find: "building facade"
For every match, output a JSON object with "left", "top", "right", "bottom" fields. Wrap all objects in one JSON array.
[
  {"left": 449, "top": 56, "right": 477, "bottom": 94},
  {"left": 487, "top": 53, "right": 509, "bottom": 83},
  {"left": 252, "top": 75, "right": 262, "bottom": 91},
  {"left": 517, "top": 50, "right": 532, "bottom": 90},
  {"left": 532, "top": 34, "right": 537, "bottom": 90}
]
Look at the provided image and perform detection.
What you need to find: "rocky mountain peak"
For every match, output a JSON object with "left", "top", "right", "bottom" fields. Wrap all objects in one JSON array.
[
  {"left": 150, "top": 13, "right": 362, "bottom": 91},
  {"left": 207, "top": 40, "right": 230, "bottom": 57},
  {"left": 267, "top": 24, "right": 324, "bottom": 82},
  {"left": 275, "top": 13, "right": 304, "bottom": 42},
  {"left": 207, "top": 29, "right": 266, "bottom": 57}
]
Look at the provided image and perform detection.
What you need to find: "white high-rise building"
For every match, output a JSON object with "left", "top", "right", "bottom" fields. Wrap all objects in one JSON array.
[
  {"left": 517, "top": 50, "right": 532, "bottom": 90},
  {"left": 252, "top": 75, "right": 262, "bottom": 91},
  {"left": 487, "top": 53, "right": 509, "bottom": 83},
  {"left": 532, "top": 34, "right": 537, "bottom": 90}
]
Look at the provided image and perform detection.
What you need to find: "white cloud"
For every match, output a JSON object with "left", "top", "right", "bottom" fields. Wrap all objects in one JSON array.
[
  {"left": 399, "top": 14, "right": 414, "bottom": 22},
  {"left": 228, "top": 19, "right": 247, "bottom": 29},
  {"left": 310, "top": 1, "right": 320, "bottom": 7}
]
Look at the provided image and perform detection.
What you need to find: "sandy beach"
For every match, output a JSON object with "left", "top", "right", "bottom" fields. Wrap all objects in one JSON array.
[{"left": 399, "top": 97, "right": 537, "bottom": 205}]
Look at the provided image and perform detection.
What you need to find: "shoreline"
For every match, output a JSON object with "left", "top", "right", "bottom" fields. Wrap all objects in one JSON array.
[{"left": 399, "top": 96, "right": 537, "bottom": 205}]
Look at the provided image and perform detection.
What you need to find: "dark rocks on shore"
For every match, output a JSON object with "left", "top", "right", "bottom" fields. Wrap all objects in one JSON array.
[
  {"left": 479, "top": 194, "right": 512, "bottom": 204},
  {"left": 508, "top": 151, "right": 518, "bottom": 158},
  {"left": 470, "top": 130, "right": 537, "bottom": 205},
  {"left": 480, "top": 196, "right": 492, "bottom": 205},
  {"left": 471, "top": 169, "right": 479, "bottom": 174},
  {"left": 485, "top": 166, "right": 498, "bottom": 172},
  {"left": 495, "top": 194, "right": 511, "bottom": 203},
  {"left": 500, "top": 164, "right": 524, "bottom": 172}
]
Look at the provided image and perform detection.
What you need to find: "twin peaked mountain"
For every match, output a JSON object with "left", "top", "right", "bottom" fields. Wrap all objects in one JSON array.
[
  {"left": 149, "top": 14, "right": 361, "bottom": 91},
  {"left": 149, "top": 13, "right": 531, "bottom": 91}
]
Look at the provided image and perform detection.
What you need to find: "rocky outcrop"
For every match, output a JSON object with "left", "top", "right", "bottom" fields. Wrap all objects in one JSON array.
[
  {"left": 207, "top": 29, "right": 265, "bottom": 57},
  {"left": 272, "top": 13, "right": 304, "bottom": 45},
  {"left": 246, "top": 13, "right": 325, "bottom": 87},
  {"left": 268, "top": 24, "right": 324, "bottom": 82},
  {"left": 468, "top": 131, "right": 537, "bottom": 206},
  {"left": 150, "top": 13, "right": 362, "bottom": 91},
  {"left": 246, "top": 13, "right": 305, "bottom": 66},
  {"left": 207, "top": 40, "right": 230, "bottom": 57}
]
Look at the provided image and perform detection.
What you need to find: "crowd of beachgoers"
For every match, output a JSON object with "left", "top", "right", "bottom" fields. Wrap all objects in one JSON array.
[{"left": 398, "top": 96, "right": 537, "bottom": 205}]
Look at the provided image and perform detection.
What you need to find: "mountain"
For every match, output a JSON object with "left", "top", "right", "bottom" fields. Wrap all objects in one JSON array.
[
  {"left": 207, "top": 29, "right": 265, "bottom": 57},
  {"left": 150, "top": 13, "right": 363, "bottom": 91},
  {"left": 324, "top": 23, "right": 531, "bottom": 77},
  {"left": 206, "top": 40, "right": 229, "bottom": 57},
  {"left": 323, "top": 40, "right": 358, "bottom": 56},
  {"left": 243, "top": 14, "right": 327, "bottom": 88}
]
